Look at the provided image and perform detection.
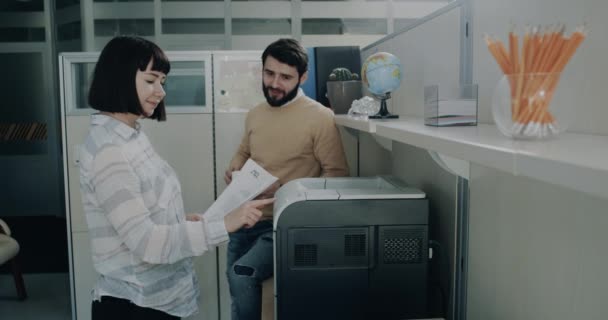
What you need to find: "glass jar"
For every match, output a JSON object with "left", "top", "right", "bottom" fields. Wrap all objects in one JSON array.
[{"left": 492, "top": 73, "right": 571, "bottom": 139}]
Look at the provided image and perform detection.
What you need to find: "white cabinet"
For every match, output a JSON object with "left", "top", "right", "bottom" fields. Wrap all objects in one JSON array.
[
  {"left": 211, "top": 51, "right": 264, "bottom": 318},
  {"left": 213, "top": 113, "right": 247, "bottom": 319},
  {"left": 71, "top": 232, "right": 96, "bottom": 320},
  {"left": 65, "top": 116, "right": 90, "bottom": 233}
]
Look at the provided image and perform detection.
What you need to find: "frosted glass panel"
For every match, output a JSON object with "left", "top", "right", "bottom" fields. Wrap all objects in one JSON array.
[
  {"left": 62, "top": 53, "right": 212, "bottom": 114},
  {"left": 232, "top": 19, "right": 291, "bottom": 35},
  {"left": 68, "top": 61, "right": 208, "bottom": 110},
  {"left": 302, "top": 0, "right": 384, "bottom": 1},
  {"left": 2, "top": 53, "right": 45, "bottom": 121},
  {"left": 94, "top": 19, "right": 154, "bottom": 37},
  {"left": 162, "top": 19, "right": 224, "bottom": 34},
  {"left": 56, "top": 0, "right": 80, "bottom": 9},
  {"left": 1, "top": 0, "right": 44, "bottom": 11},
  {"left": 94, "top": 0, "right": 153, "bottom": 2},
  {"left": 0, "top": 52, "right": 47, "bottom": 155},
  {"left": 213, "top": 53, "right": 263, "bottom": 112},
  {"left": 71, "top": 62, "right": 96, "bottom": 110},
  {"left": 0, "top": 28, "right": 45, "bottom": 42},
  {"left": 302, "top": 19, "right": 386, "bottom": 35},
  {"left": 58, "top": 22, "right": 82, "bottom": 41},
  {"left": 163, "top": 61, "right": 207, "bottom": 108}
]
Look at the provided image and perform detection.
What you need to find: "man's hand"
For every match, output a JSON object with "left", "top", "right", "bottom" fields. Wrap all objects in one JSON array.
[
  {"left": 224, "top": 165, "right": 239, "bottom": 185},
  {"left": 224, "top": 198, "right": 275, "bottom": 233},
  {"left": 255, "top": 181, "right": 281, "bottom": 200}
]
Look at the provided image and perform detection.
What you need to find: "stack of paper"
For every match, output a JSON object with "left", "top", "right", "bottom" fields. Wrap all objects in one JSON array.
[{"left": 203, "top": 159, "right": 278, "bottom": 219}]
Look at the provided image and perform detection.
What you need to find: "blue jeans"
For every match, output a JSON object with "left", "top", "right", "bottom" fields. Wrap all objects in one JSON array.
[{"left": 226, "top": 220, "right": 274, "bottom": 320}]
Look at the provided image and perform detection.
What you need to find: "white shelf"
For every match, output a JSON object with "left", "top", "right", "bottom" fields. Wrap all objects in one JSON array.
[
  {"left": 335, "top": 115, "right": 384, "bottom": 133},
  {"left": 335, "top": 115, "right": 396, "bottom": 150},
  {"left": 336, "top": 115, "right": 608, "bottom": 199}
]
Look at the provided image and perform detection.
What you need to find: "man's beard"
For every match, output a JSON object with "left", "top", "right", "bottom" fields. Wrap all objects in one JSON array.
[{"left": 263, "top": 82, "right": 300, "bottom": 107}]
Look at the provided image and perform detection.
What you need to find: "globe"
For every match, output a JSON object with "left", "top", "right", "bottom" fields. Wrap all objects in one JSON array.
[{"left": 361, "top": 52, "right": 402, "bottom": 96}]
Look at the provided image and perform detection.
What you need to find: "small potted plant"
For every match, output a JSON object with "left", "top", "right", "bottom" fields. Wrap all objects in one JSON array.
[{"left": 326, "top": 67, "right": 362, "bottom": 114}]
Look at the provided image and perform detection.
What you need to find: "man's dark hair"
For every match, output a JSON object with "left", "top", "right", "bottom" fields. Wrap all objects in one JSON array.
[
  {"left": 88, "top": 36, "right": 170, "bottom": 121},
  {"left": 261, "top": 38, "right": 308, "bottom": 77}
]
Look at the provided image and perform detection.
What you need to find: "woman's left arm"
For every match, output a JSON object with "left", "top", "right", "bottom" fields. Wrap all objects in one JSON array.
[{"left": 92, "top": 144, "right": 227, "bottom": 264}]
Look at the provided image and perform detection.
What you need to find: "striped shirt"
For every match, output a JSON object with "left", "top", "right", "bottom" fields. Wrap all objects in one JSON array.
[{"left": 79, "top": 114, "right": 228, "bottom": 317}]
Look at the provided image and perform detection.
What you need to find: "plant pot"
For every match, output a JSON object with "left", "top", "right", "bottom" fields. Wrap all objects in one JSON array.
[{"left": 326, "top": 80, "right": 362, "bottom": 114}]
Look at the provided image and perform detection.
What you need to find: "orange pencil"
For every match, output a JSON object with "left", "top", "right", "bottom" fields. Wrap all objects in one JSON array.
[
  {"left": 486, "top": 24, "right": 586, "bottom": 137},
  {"left": 509, "top": 28, "right": 519, "bottom": 117}
]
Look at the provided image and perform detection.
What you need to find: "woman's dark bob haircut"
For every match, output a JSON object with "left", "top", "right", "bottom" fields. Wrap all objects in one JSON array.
[{"left": 88, "top": 36, "right": 170, "bottom": 121}]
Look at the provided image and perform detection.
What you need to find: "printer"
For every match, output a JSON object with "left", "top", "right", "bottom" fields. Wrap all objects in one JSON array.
[{"left": 273, "top": 176, "right": 429, "bottom": 320}]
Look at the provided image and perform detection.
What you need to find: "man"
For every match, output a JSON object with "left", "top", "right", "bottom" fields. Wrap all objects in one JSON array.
[{"left": 224, "top": 38, "right": 349, "bottom": 320}]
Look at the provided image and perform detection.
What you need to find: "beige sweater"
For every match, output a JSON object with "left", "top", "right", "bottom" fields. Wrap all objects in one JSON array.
[{"left": 229, "top": 95, "right": 349, "bottom": 215}]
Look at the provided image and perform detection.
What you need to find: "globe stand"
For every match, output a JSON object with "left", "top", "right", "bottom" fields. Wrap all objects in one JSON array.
[{"left": 369, "top": 92, "right": 399, "bottom": 119}]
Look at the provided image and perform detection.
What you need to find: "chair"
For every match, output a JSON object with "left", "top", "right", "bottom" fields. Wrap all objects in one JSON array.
[{"left": 0, "top": 218, "right": 27, "bottom": 300}]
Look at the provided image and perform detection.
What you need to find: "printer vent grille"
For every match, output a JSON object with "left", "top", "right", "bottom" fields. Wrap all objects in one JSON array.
[
  {"left": 344, "top": 234, "right": 367, "bottom": 257},
  {"left": 294, "top": 244, "right": 318, "bottom": 266},
  {"left": 383, "top": 229, "right": 423, "bottom": 264}
]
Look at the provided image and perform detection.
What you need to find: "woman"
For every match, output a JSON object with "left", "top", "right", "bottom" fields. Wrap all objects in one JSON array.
[{"left": 79, "top": 36, "right": 272, "bottom": 320}]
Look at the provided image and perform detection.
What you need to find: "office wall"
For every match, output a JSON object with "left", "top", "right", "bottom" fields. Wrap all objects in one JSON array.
[
  {"left": 467, "top": 0, "right": 608, "bottom": 319},
  {"left": 391, "top": 142, "right": 458, "bottom": 317},
  {"left": 468, "top": 164, "right": 608, "bottom": 320},
  {"left": 358, "top": 133, "right": 392, "bottom": 177}
]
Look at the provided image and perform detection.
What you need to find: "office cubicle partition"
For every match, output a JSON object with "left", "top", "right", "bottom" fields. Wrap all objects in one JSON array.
[{"left": 344, "top": 2, "right": 472, "bottom": 319}]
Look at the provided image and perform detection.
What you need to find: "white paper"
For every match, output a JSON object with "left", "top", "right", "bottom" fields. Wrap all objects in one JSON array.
[{"left": 202, "top": 159, "right": 278, "bottom": 219}]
